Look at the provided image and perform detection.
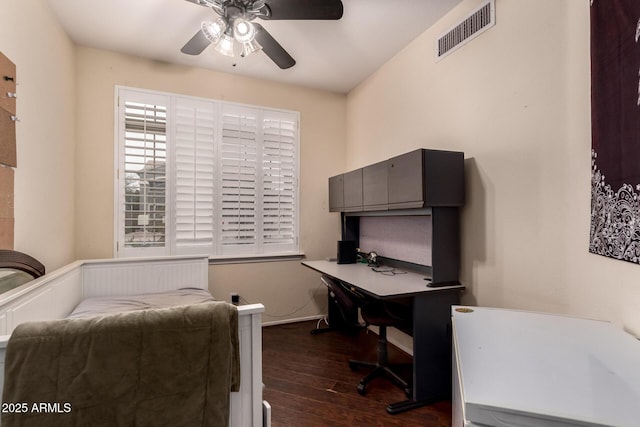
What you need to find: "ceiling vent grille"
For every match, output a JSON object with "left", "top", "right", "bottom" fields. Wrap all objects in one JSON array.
[{"left": 436, "top": 0, "right": 495, "bottom": 61}]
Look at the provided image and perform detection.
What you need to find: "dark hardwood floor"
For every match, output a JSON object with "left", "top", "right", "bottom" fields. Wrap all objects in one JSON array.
[{"left": 262, "top": 320, "right": 452, "bottom": 427}]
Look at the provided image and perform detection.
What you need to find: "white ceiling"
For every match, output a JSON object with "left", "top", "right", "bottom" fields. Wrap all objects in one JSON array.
[{"left": 46, "top": 0, "right": 462, "bottom": 94}]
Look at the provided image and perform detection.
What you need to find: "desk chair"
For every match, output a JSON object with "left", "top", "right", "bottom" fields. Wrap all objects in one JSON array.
[
  {"left": 311, "top": 275, "right": 362, "bottom": 335},
  {"left": 319, "top": 275, "right": 412, "bottom": 398},
  {"left": 350, "top": 300, "right": 412, "bottom": 398}
]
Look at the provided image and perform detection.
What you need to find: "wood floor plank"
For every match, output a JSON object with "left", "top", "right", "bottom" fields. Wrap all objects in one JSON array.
[
  {"left": 265, "top": 389, "right": 419, "bottom": 427},
  {"left": 262, "top": 320, "right": 453, "bottom": 427}
]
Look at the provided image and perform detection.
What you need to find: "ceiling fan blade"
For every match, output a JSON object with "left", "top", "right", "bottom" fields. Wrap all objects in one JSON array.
[
  {"left": 254, "top": 23, "right": 296, "bottom": 69},
  {"left": 183, "top": 0, "right": 216, "bottom": 7},
  {"left": 181, "top": 29, "right": 212, "bottom": 55},
  {"left": 260, "top": 0, "right": 343, "bottom": 20}
]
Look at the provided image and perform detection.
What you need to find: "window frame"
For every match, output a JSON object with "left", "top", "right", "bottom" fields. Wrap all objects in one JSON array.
[{"left": 113, "top": 86, "right": 301, "bottom": 260}]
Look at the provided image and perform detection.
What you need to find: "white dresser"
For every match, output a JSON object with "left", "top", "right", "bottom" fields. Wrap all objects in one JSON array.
[{"left": 452, "top": 306, "right": 640, "bottom": 427}]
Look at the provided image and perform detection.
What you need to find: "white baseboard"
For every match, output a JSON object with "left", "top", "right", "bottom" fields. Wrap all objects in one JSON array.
[
  {"left": 262, "top": 314, "right": 324, "bottom": 327},
  {"left": 388, "top": 333, "right": 413, "bottom": 356}
]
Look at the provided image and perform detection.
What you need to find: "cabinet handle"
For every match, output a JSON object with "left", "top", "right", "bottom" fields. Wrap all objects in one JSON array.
[
  {"left": 10, "top": 115, "right": 19, "bottom": 122},
  {"left": 3, "top": 76, "right": 14, "bottom": 82},
  {"left": 6, "top": 92, "right": 16, "bottom": 98}
]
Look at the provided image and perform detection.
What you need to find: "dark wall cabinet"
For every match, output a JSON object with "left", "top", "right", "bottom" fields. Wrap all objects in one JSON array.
[
  {"left": 343, "top": 169, "right": 363, "bottom": 212},
  {"left": 328, "top": 175, "right": 344, "bottom": 212},
  {"left": 387, "top": 150, "right": 423, "bottom": 209},
  {"left": 389, "top": 149, "right": 464, "bottom": 208},
  {"left": 333, "top": 148, "right": 465, "bottom": 286},
  {"left": 329, "top": 148, "right": 464, "bottom": 213},
  {"left": 329, "top": 169, "right": 364, "bottom": 212},
  {"left": 363, "top": 160, "right": 388, "bottom": 211}
]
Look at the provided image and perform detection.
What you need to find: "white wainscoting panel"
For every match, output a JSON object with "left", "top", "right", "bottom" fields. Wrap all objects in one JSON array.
[
  {"left": 8, "top": 288, "right": 53, "bottom": 328},
  {"left": 0, "top": 313, "right": 6, "bottom": 336},
  {"left": 52, "top": 268, "right": 83, "bottom": 317},
  {"left": 81, "top": 256, "right": 209, "bottom": 297}
]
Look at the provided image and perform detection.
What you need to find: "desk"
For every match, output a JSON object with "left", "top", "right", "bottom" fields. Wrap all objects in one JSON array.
[
  {"left": 302, "top": 260, "right": 465, "bottom": 414},
  {"left": 452, "top": 306, "right": 640, "bottom": 426}
]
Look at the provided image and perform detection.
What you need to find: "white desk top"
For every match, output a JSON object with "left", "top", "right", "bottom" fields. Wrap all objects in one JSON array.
[
  {"left": 302, "top": 260, "right": 463, "bottom": 298},
  {"left": 452, "top": 306, "right": 640, "bottom": 427}
]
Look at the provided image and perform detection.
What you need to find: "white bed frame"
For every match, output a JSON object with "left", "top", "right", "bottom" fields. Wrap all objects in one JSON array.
[{"left": 0, "top": 255, "right": 270, "bottom": 427}]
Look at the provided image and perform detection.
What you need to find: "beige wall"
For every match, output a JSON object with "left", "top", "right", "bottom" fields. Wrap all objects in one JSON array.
[
  {"left": 0, "top": 0, "right": 76, "bottom": 270},
  {"left": 348, "top": 0, "right": 640, "bottom": 335},
  {"left": 8, "top": 0, "right": 636, "bottom": 334},
  {"left": 74, "top": 48, "right": 346, "bottom": 322}
]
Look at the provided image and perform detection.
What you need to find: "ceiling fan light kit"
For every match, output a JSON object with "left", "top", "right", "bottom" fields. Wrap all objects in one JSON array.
[
  {"left": 215, "top": 33, "right": 236, "bottom": 57},
  {"left": 240, "top": 39, "right": 262, "bottom": 58},
  {"left": 201, "top": 18, "right": 226, "bottom": 43},
  {"left": 233, "top": 18, "right": 256, "bottom": 43},
  {"left": 181, "top": 0, "right": 344, "bottom": 69}
]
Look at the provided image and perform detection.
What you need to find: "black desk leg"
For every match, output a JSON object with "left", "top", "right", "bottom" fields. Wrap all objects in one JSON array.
[{"left": 386, "top": 291, "right": 460, "bottom": 414}]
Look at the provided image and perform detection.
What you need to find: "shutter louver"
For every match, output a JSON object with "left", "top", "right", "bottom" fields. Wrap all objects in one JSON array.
[
  {"left": 174, "top": 99, "right": 216, "bottom": 251},
  {"left": 262, "top": 115, "right": 297, "bottom": 252},
  {"left": 220, "top": 109, "right": 258, "bottom": 253},
  {"left": 123, "top": 100, "right": 167, "bottom": 249}
]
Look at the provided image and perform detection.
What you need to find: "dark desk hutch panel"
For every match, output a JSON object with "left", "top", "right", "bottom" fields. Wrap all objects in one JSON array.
[{"left": 328, "top": 148, "right": 464, "bottom": 286}]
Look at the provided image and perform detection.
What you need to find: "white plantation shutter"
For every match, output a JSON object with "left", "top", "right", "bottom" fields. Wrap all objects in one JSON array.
[
  {"left": 116, "top": 87, "right": 299, "bottom": 258},
  {"left": 118, "top": 90, "right": 169, "bottom": 257},
  {"left": 262, "top": 112, "right": 297, "bottom": 252},
  {"left": 219, "top": 107, "right": 259, "bottom": 254},
  {"left": 173, "top": 98, "right": 216, "bottom": 253}
]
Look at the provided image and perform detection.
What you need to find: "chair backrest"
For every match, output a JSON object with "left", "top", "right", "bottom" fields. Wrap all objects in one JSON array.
[{"left": 320, "top": 275, "right": 358, "bottom": 323}]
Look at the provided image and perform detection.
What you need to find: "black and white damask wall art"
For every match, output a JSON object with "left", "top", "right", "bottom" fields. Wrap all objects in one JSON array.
[{"left": 590, "top": 0, "right": 640, "bottom": 263}]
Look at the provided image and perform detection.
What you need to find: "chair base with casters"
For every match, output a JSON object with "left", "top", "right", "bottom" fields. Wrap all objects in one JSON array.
[
  {"left": 348, "top": 301, "right": 412, "bottom": 399},
  {"left": 315, "top": 275, "right": 412, "bottom": 399}
]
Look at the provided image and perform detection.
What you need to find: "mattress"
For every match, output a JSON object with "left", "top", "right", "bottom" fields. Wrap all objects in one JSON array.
[{"left": 67, "top": 287, "right": 215, "bottom": 319}]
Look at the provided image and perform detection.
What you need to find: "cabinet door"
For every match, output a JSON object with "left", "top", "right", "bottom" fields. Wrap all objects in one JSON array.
[
  {"left": 363, "top": 160, "right": 388, "bottom": 210},
  {"left": 328, "top": 174, "right": 344, "bottom": 212},
  {"left": 388, "top": 149, "right": 424, "bottom": 209},
  {"left": 343, "top": 169, "right": 363, "bottom": 211}
]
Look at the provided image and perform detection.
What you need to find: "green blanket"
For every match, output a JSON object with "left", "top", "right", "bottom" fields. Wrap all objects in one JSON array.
[{"left": 2, "top": 301, "right": 239, "bottom": 427}]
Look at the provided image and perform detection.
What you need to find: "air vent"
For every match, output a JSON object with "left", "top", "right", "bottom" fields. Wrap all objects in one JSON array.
[{"left": 436, "top": 0, "right": 495, "bottom": 61}]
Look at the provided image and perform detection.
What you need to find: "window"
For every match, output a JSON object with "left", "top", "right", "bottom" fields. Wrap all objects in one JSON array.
[{"left": 115, "top": 88, "right": 299, "bottom": 259}]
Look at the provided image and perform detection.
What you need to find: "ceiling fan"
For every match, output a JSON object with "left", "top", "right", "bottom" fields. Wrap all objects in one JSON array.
[{"left": 180, "top": 0, "right": 344, "bottom": 69}]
